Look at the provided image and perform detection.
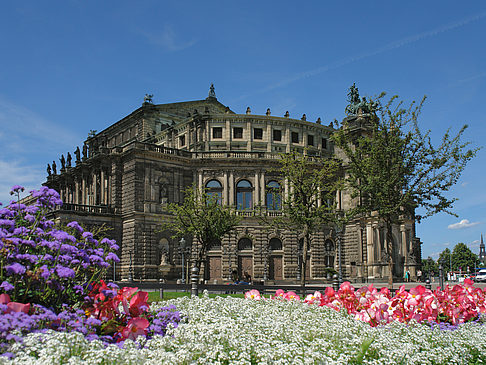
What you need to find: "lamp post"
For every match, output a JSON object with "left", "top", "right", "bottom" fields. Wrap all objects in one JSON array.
[
  {"left": 223, "top": 243, "right": 235, "bottom": 281},
  {"left": 334, "top": 222, "right": 344, "bottom": 286},
  {"left": 259, "top": 244, "right": 269, "bottom": 282},
  {"left": 179, "top": 237, "right": 186, "bottom": 284},
  {"left": 128, "top": 250, "right": 133, "bottom": 282},
  {"left": 438, "top": 258, "right": 444, "bottom": 290},
  {"left": 292, "top": 246, "right": 303, "bottom": 282}
]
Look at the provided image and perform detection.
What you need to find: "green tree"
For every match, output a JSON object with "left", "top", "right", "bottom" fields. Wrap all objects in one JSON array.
[
  {"left": 164, "top": 184, "right": 240, "bottom": 277},
  {"left": 438, "top": 248, "right": 452, "bottom": 273},
  {"left": 271, "top": 151, "right": 342, "bottom": 285},
  {"left": 421, "top": 256, "right": 438, "bottom": 278},
  {"left": 332, "top": 87, "right": 479, "bottom": 287},
  {"left": 451, "top": 242, "right": 478, "bottom": 273}
]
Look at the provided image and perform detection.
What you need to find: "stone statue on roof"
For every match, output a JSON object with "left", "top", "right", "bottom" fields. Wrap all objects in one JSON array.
[
  {"left": 60, "top": 154, "right": 66, "bottom": 170},
  {"left": 75, "top": 147, "right": 81, "bottom": 163},
  {"left": 345, "top": 83, "right": 361, "bottom": 116},
  {"left": 66, "top": 152, "right": 72, "bottom": 168},
  {"left": 143, "top": 94, "right": 154, "bottom": 104},
  {"left": 52, "top": 161, "right": 57, "bottom": 175},
  {"left": 208, "top": 83, "right": 216, "bottom": 99},
  {"left": 47, "top": 163, "right": 51, "bottom": 176}
]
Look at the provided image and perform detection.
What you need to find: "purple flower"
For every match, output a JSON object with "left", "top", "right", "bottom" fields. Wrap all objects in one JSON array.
[
  {"left": 9, "top": 185, "right": 25, "bottom": 195},
  {"left": 106, "top": 252, "right": 120, "bottom": 262},
  {"left": 38, "top": 265, "right": 51, "bottom": 280},
  {"left": 67, "top": 221, "right": 84, "bottom": 233},
  {"left": 82, "top": 232, "right": 93, "bottom": 240},
  {"left": 0, "top": 281, "right": 14, "bottom": 292},
  {"left": 6, "top": 263, "right": 26, "bottom": 275},
  {"left": 55, "top": 266, "right": 75, "bottom": 278}
]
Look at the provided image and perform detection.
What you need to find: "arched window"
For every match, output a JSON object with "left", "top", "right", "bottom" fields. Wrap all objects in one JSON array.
[
  {"left": 206, "top": 179, "right": 223, "bottom": 204},
  {"left": 266, "top": 181, "right": 281, "bottom": 210},
  {"left": 236, "top": 180, "right": 253, "bottom": 210},
  {"left": 269, "top": 238, "right": 282, "bottom": 251},
  {"left": 238, "top": 238, "right": 253, "bottom": 251}
]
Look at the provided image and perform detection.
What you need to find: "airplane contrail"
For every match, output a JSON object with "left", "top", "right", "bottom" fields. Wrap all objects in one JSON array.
[{"left": 234, "top": 11, "right": 486, "bottom": 101}]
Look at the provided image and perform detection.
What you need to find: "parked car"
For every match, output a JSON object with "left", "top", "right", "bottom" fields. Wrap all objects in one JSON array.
[{"left": 475, "top": 269, "right": 486, "bottom": 283}]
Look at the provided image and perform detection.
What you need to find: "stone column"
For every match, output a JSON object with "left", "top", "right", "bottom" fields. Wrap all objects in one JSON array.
[
  {"left": 247, "top": 119, "right": 252, "bottom": 151},
  {"left": 223, "top": 171, "right": 229, "bottom": 205},
  {"left": 198, "top": 170, "right": 203, "bottom": 193},
  {"left": 229, "top": 170, "right": 235, "bottom": 206},
  {"left": 100, "top": 169, "right": 105, "bottom": 205},
  {"left": 401, "top": 225, "right": 407, "bottom": 264},
  {"left": 260, "top": 172, "right": 265, "bottom": 208},
  {"left": 226, "top": 119, "right": 231, "bottom": 150},
  {"left": 93, "top": 171, "right": 98, "bottom": 206},
  {"left": 266, "top": 123, "right": 272, "bottom": 152},
  {"left": 254, "top": 171, "right": 260, "bottom": 208},
  {"left": 81, "top": 176, "right": 86, "bottom": 205},
  {"left": 285, "top": 124, "right": 291, "bottom": 153}
]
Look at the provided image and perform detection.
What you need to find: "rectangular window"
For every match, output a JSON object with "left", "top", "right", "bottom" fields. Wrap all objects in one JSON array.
[
  {"left": 322, "top": 138, "right": 327, "bottom": 149},
  {"left": 253, "top": 128, "right": 263, "bottom": 140},
  {"left": 273, "top": 129, "right": 282, "bottom": 141},
  {"left": 213, "top": 127, "right": 223, "bottom": 139},
  {"left": 233, "top": 127, "right": 243, "bottom": 139},
  {"left": 307, "top": 135, "right": 314, "bottom": 146},
  {"left": 179, "top": 135, "right": 185, "bottom": 147},
  {"left": 291, "top": 132, "right": 299, "bottom": 144}
]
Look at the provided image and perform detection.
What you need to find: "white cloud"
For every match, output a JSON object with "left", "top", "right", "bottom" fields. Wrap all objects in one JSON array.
[
  {"left": 138, "top": 25, "right": 197, "bottom": 52},
  {"left": 0, "top": 159, "right": 44, "bottom": 205},
  {"left": 0, "top": 97, "right": 84, "bottom": 204},
  {"left": 447, "top": 219, "right": 481, "bottom": 230}
]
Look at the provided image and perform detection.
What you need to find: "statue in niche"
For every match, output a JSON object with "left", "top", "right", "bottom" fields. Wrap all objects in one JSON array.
[
  {"left": 158, "top": 241, "right": 170, "bottom": 266},
  {"left": 75, "top": 147, "right": 81, "bottom": 163},
  {"left": 60, "top": 154, "right": 66, "bottom": 170},
  {"left": 159, "top": 185, "right": 168, "bottom": 204},
  {"left": 66, "top": 152, "right": 72, "bottom": 168},
  {"left": 47, "top": 163, "right": 51, "bottom": 176},
  {"left": 52, "top": 161, "right": 57, "bottom": 175}
]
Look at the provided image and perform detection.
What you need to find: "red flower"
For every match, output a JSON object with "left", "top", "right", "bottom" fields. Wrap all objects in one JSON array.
[{"left": 129, "top": 291, "right": 149, "bottom": 317}]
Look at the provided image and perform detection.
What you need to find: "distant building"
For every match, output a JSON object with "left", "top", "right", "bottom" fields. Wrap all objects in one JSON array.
[{"left": 44, "top": 85, "right": 422, "bottom": 283}]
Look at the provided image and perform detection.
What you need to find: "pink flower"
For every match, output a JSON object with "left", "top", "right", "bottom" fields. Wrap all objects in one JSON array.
[
  {"left": 120, "top": 317, "right": 150, "bottom": 341},
  {"left": 283, "top": 291, "right": 300, "bottom": 301},
  {"left": 7, "top": 302, "right": 30, "bottom": 314},
  {"left": 245, "top": 289, "right": 261, "bottom": 300},
  {"left": 272, "top": 289, "right": 286, "bottom": 299}
]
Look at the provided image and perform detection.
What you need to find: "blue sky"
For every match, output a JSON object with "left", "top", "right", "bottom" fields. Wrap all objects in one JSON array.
[{"left": 1, "top": 1, "right": 485, "bottom": 260}]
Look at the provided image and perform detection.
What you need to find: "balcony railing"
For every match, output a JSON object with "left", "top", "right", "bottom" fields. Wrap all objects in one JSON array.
[{"left": 58, "top": 203, "right": 117, "bottom": 215}]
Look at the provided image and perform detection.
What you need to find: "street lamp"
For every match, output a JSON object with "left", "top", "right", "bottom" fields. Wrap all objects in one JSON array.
[
  {"left": 223, "top": 243, "right": 235, "bottom": 281},
  {"left": 128, "top": 250, "right": 133, "bottom": 282},
  {"left": 438, "top": 258, "right": 444, "bottom": 290},
  {"left": 180, "top": 237, "right": 186, "bottom": 284},
  {"left": 336, "top": 225, "right": 343, "bottom": 285}
]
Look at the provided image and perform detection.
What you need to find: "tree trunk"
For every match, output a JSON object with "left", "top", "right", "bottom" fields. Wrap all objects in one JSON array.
[{"left": 386, "top": 221, "right": 394, "bottom": 288}]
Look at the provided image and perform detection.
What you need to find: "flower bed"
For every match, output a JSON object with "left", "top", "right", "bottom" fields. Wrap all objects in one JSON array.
[
  {"left": 2, "top": 294, "right": 485, "bottom": 364},
  {"left": 1, "top": 186, "right": 485, "bottom": 364},
  {"left": 245, "top": 280, "right": 486, "bottom": 327},
  {"left": 0, "top": 186, "right": 181, "bottom": 359}
]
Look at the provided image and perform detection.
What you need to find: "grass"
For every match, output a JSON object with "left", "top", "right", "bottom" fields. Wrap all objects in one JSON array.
[{"left": 148, "top": 291, "right": 245, "bottom": 302}]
